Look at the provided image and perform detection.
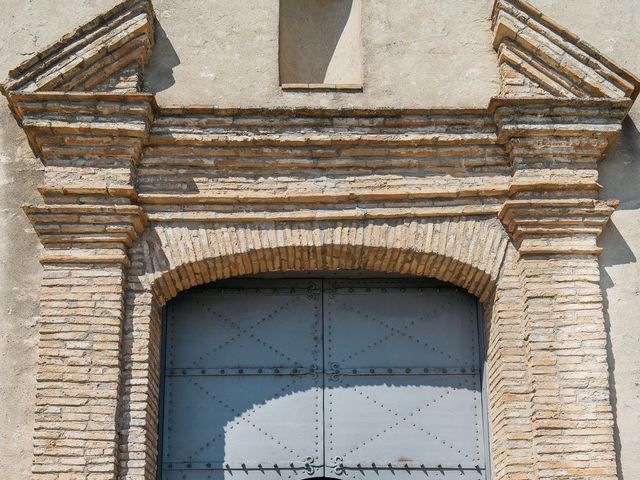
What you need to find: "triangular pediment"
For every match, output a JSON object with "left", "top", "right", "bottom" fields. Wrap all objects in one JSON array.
[
  {"left": 0, "top": 0, "right": 153, "bottom": 96},
  {"left": 493, "top": 0, "right": 640, "bottom": 99}
]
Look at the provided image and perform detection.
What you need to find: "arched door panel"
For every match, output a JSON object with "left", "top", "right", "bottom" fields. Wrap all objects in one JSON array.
[
  {"left": 162, "top": 281, "right": 324, "bottom": 480},
  {"left": 160, "top": 278, "right": 487, "bottom": 480},
  {"left": 323, "top": 280, "right": 485, "bottom": 480}
]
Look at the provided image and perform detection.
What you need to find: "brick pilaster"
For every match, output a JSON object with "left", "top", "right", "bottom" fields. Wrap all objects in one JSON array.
[
  {"left": 34, "top": 263, "right": 126, "bottom": 479},
  {"left": 495, "top": 98, "right": 626, "bottom": 480},
  {"left": 11, "top": 92, "right": 152, "bottom": 480},
  {"left": 501, "top": 200, "right": 618, "bottom": 480},
  {"left": 24, "top": 204, "right": 146, "bottom": 479}
]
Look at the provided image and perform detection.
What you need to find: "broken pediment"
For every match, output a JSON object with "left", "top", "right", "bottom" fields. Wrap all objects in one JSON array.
[
  {"left": 492, "top": 0, "right": 640, "bottom": 99},
  {"left": 1, "top": 0, "right": 638, "bottom": 270},
  {"left": 0, "top": 0, "right": 153, "bottom": 96},
  {"left": 2, "top": 0, "right": 639, "bottom": 104}
]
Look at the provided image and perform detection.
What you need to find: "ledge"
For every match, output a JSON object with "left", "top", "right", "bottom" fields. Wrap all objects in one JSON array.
[{"left": 281, "top": 83, "right": 363, "bottom": 92}]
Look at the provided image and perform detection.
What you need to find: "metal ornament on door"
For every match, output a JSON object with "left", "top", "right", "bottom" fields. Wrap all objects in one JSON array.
[{"left": 160, "top": 278, "right": 487, "bottom": 480}]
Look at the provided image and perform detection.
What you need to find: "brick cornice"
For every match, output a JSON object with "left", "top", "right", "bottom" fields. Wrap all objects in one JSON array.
[
  {"left": 489, "top": 96, "right": 632, "bottom": 147},
  {"left": 8, "top": 95, "right": 634, "bottom": 261},
  {"left": 5, "top": 91, "right": 156, "bottom": 158}
]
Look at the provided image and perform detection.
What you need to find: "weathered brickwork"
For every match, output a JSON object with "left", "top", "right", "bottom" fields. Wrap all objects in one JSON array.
[
  {"left": 119, "top": 219, "right": 515, "bottom": 479},
  {"left": 2, "top": 0, "right": 639, "bottom": 479},
  {"left": 492, "top": 0, "right": 639, "bottom": 99},
  {"left": 36, "top": 263, "right": 126, "bottom": 479},
  {"left": 0, "top": 0, "right": 152, "bottom": 96}
]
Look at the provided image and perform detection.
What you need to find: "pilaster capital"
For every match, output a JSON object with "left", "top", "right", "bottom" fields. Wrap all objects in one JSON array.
[
  {"left": 24, "top": 204, "right": 147, "bottom": 266},
  {"left": 489, "top": 97, "right": 631, "bottom": 197},
  {"left": 11, "top": 92, "right": 156, "bottom": 266},
  {"left": 499, "top": 198, "right": 617, "bottom": 256},
  {"left": 6, "top": 92, "right": 156, "bottom": 200}
]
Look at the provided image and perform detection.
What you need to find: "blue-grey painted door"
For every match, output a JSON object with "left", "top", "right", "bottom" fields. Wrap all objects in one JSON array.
[
  {"left": 161, "top": 280, "right": 324, "bottom": 480},
  {"left": 160, "top": 278, "right": 486, "bottom": 480},
  {"left": 323, "top": 279, "right": 486, "bottom": 480}
]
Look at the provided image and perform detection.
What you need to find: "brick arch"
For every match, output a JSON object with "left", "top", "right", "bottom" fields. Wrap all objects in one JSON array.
[
  {"left": 118, "top": 218, "right": 532, "bottom": 480},
  {"left": 139, "top": 218, "right": 509, "bottom": 304}
]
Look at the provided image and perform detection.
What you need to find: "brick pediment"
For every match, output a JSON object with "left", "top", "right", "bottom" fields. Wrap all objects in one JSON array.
[
  {"left": 1, "top": 0, "right": 640, "bottom": 261},
  {"left": 0, "top": 0, "right": 153, "bottom": 96},
  {"left": 493, "top": 0, "right": 640, "bottom": 99}
]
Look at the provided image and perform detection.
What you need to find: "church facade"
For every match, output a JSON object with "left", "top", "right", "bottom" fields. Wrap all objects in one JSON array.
[{"left": 1, "top": 1, "right": 639, "bottom": 479}]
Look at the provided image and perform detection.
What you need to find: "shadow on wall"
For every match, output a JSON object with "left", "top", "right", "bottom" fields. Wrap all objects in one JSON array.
[
  {"left": 279, "top": 0, "right": 361, "bottom": 85},
  {"left": 600, "top": 118, "right": 640, "bottom": 212},
  {"left": 598, "top": 117, "right": 640, "bottom": 480},
  {"left": 144, "top": 20, "right": 181, "bottom": 93},
  {"left": 599, "top": 223, "right": 635, "bottom": 480}
]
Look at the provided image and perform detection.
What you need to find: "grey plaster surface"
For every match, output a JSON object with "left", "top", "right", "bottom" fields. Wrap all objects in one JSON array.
[
  {"left": 144, "top": 0, "right": 500, "bottom": 107},
  {"left": 279, "top": 0, "right": 362, "bottom": 85},
  {"left": 0, "top": 1, "right": 638, "bottom": 479}
]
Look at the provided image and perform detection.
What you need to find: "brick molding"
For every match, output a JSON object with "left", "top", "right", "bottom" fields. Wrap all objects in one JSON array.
[{"left": 2, "top": 0, "right": 639, "bottom": 479}]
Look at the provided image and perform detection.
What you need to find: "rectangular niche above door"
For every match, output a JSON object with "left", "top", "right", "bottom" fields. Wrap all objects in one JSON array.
[{"left": 279, "top": 0, "right": 363, "bottom": 90}]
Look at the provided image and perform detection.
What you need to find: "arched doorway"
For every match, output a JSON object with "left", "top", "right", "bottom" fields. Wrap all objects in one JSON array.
[{"left": 157, "top": 273, "right": 489, "bottom": 480}]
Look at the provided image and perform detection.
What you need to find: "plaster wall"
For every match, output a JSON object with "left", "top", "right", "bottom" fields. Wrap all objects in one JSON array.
[
  {"left": 278, "top": 0, "right": 363, "bottom": 85},
  {"left": 143, "top": 0, "right": 500, "bottom": 107},
  {"left": 0, "top": 1, "right": 638, "bottom": 479}
]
